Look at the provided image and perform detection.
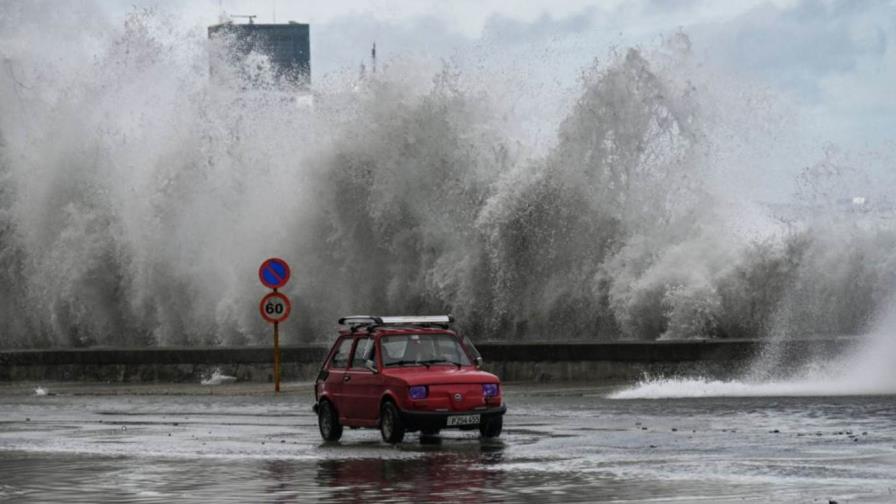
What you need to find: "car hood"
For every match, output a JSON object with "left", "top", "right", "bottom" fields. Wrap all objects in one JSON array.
[{"left": 383, "top": 366, "right": 499, "bottom": 386}]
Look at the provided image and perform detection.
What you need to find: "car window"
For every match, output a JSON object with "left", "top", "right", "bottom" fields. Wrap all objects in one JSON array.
[
  {"left": 330, "top": 337, "right": 353, "bottom": 369},
  {"left": 437, "top": 336, "right": 465, "bottom": 363},
  {"left": 351, "top": 336, "right": 375, "bottom": 369},
  {"left": 461, "top": 335, "right": 481, "bottom": 360},
  {"left": 381, "top": 338, "right": 407, "bottom": 362},
  {"left": 381, "top": 334, "right": 471, "bottom": 366}
]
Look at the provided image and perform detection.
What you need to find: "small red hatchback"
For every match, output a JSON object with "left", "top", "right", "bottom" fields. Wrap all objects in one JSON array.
[{"left": 313, "top": 315, "right": 506, "bottom": 443}]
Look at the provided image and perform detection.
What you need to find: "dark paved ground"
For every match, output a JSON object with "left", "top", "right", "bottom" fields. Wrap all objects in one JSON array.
[{"left": 1, "top": 381, "right": 894, "bottom": 503}]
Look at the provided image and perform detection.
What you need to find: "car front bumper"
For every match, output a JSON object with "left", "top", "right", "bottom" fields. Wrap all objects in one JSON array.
[{"left": 399, "top": 404, "right": 506, "bottom": 431}]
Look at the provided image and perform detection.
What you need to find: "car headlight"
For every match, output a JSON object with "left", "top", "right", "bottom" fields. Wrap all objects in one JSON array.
[
  {"left": 409, "top": 385, "right": 428, "bottom": 400},
  {"left": 482, "top": 383, "right": 499, "bottom": 398}
]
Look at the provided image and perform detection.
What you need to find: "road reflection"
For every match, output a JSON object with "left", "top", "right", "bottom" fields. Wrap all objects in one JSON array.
[
  {"left": 263, "top": 459, "right": 304, "bottom": 503},
  {"left": 311, "top": 439, "right": 507, "bottom": 502}
]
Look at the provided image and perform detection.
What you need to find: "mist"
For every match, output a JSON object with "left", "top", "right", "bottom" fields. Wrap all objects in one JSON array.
[{"left": 1, "top": 3, "right": 895, "bottom": 351}]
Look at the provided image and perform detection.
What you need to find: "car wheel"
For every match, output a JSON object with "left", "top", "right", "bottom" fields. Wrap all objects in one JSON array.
[
  {"left": 317, "top": 400, "right": 343, "bottom": 442},
  {"left": 479, "top": 415, "right": 503, "bottom": 438},
  {"left": 380, "top": 401, "right": 406, "bottom": 444}
]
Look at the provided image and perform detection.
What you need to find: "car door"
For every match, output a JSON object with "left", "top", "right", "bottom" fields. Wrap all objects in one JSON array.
[
  {"left": 325, "top": 336, "right": 354, "bottom": 421},
  {"left": 342, "top": 335, "right": 383, "bottom": 422}
]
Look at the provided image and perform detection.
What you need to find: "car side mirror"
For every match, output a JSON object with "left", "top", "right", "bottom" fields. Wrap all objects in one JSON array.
[
  {"left": 474, "top": 356, "right": 483, "bottom": 369},
  {"left": 365, "top": 359, "right": 378, "bottom": 374}
]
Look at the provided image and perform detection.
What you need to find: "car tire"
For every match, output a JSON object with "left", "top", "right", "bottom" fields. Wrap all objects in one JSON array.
[
  {"left": 380, "top": 401, "right": 406, "bottom": 444},
  {"left": 317, "top": 400, "right": 343, "bottom": 442},
  {"left": 479, "top": 415, "right": 503, "bottom": 438}
]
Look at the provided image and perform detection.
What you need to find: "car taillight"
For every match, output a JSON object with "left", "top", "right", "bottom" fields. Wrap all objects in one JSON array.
[
  {"left": 482, "top": 383, "right": 499, "bottom": 398},
  {"left": 409, "top": 385, "right": 428, "bottom": 400}
]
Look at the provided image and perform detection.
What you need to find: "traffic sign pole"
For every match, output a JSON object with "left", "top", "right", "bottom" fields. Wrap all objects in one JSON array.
[
  {"left": 259, "top": 258, "right": 292, "bottom": 394},
  {"left": 274, "top": 320, "right": 281, "bottom": 393},
  {"left": 273, "top": 286, "right": 281, "bottom": 393}
]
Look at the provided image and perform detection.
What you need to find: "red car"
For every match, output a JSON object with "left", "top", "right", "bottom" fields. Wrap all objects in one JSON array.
[{"left": 313, "top": 315, "right": 506, "bottom": 443}]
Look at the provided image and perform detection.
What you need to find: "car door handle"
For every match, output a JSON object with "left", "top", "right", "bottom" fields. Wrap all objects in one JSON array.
[{"left": 343, "top": 375, "right": 351, "bottom": 382}]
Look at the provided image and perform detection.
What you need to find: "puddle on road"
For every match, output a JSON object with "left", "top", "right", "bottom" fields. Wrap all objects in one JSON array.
[{"left": 0, "top": 387, "right": 894, "bottom": 503}]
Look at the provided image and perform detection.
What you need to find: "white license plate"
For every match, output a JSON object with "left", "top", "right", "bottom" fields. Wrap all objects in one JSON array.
[{"left": 447, "top": 414, "right": 480, "bottom": 426}]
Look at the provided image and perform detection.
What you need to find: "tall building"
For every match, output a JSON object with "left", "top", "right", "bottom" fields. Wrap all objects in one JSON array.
[{"left": 208, "top": 20, "right": 310, "bottom": 87}]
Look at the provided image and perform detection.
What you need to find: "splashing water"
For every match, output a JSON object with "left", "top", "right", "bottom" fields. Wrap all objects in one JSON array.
[
  {"left": 611, "top": 299, "right": 896, "bottom": 399},
  {"left": 1, "top": 3, "right": 896, "bottom": 369},
  {"left": 201, "top": 368, "right": 237, "bottom": 386}
]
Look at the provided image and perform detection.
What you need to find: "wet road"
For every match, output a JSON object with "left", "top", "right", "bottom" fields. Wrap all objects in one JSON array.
[{"left": 0, "top": 382, "right": 894, "bottom": 503}]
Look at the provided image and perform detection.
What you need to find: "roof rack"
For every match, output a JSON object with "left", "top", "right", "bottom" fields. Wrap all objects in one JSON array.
[{"left": 338, "top": 315, "right": 454, "bottom": 332}]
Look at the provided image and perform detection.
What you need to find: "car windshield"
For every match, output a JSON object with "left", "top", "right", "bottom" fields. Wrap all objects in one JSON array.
[{"left": 381, "top": 333, "right": 472, "bottom": 367}]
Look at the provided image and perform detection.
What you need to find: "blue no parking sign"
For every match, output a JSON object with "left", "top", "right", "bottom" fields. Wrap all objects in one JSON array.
[{"left": 258, "top": 257, "right": 290, "bottom": 290}]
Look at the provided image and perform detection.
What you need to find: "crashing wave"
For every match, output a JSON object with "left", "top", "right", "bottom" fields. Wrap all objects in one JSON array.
[{"left": 0, "top": 6, "right": 894, "bottom": 353}]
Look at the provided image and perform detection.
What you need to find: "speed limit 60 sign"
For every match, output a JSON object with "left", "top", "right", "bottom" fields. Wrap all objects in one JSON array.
[{"left": 260, "top": 291, "right": 291, "bottom": 324}]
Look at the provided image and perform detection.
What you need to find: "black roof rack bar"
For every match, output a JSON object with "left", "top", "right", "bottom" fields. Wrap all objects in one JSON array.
[
  {"left": 337, "top": 315, "right": 382, "bottom": 326},
  {"left": 337, "top": 315, "right": 454, "bottom": 331}
]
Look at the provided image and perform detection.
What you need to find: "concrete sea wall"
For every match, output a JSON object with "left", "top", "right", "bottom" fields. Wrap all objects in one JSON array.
[{"left": 0, "top": 338, "right": 856, "bottom": 384}]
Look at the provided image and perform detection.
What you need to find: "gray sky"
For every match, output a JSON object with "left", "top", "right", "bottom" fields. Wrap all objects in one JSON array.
[{"left": 94, "top": 0, "right": 895, "bottom": 156}]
